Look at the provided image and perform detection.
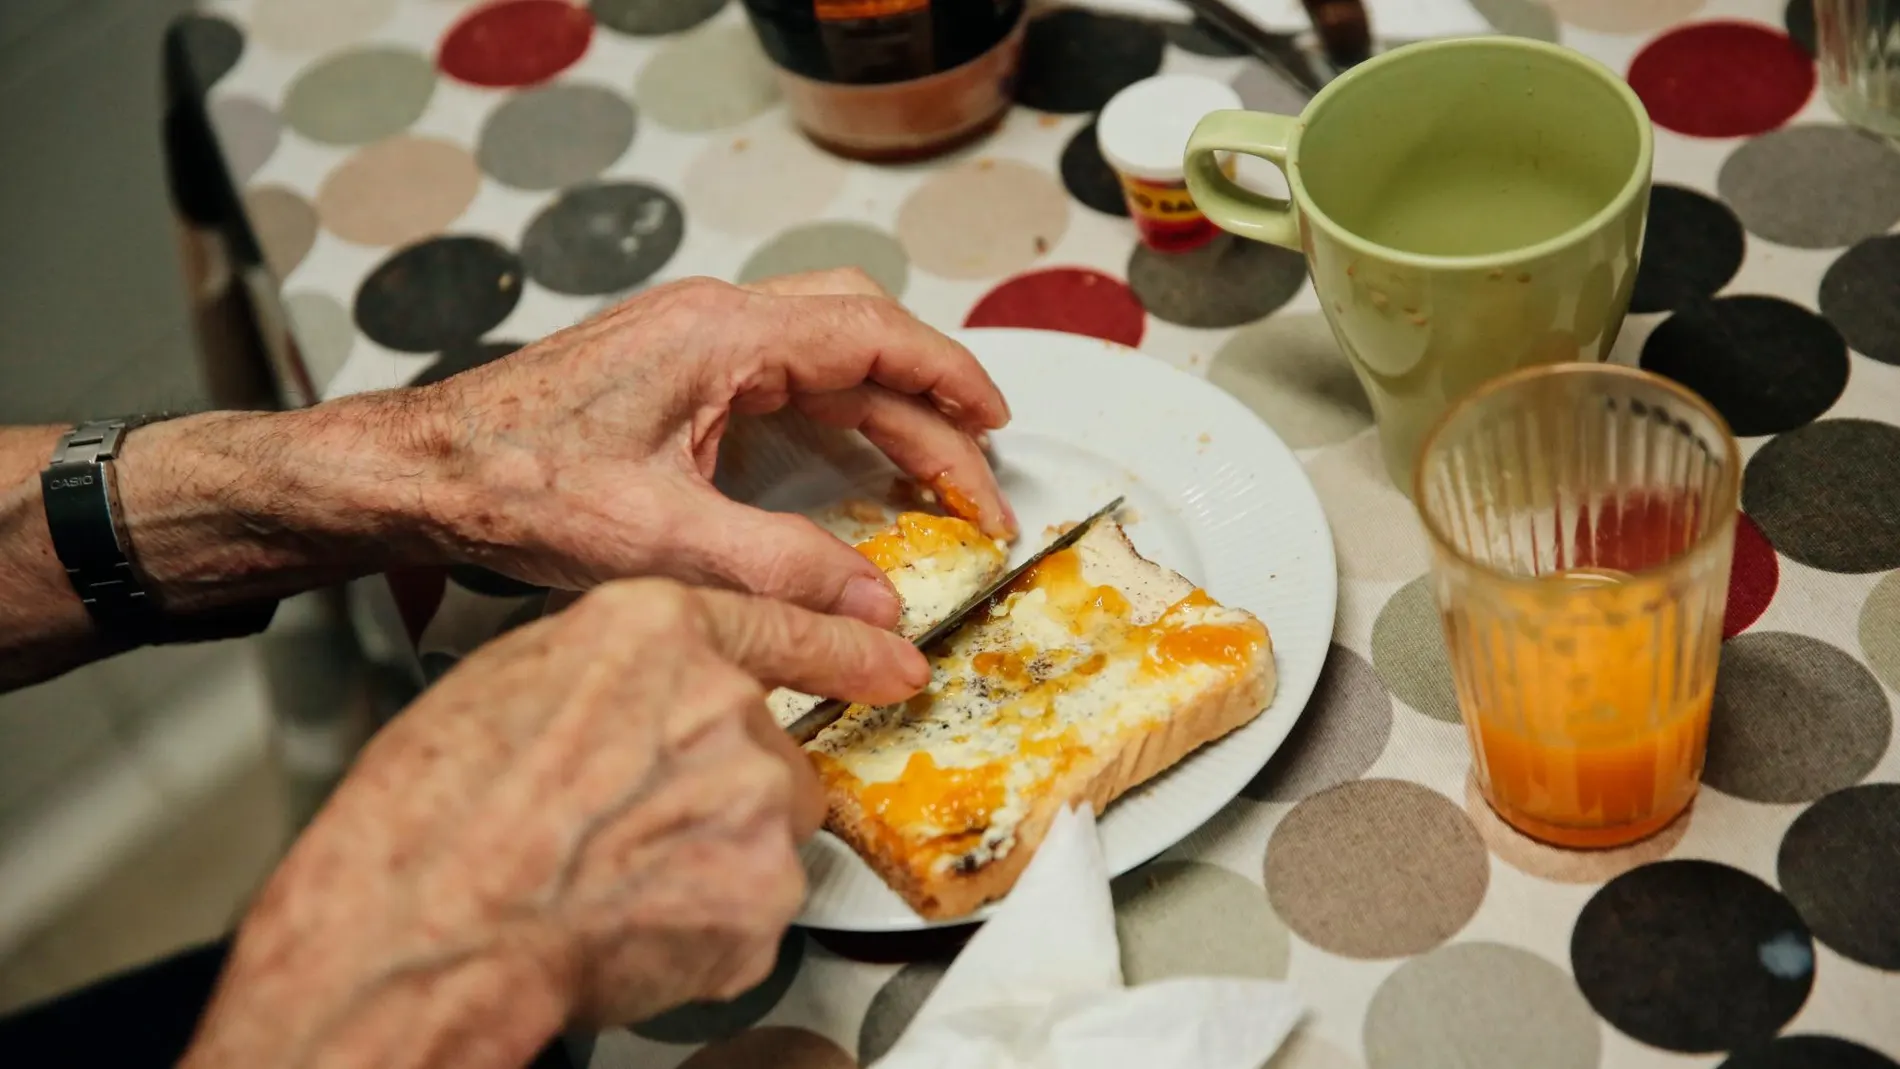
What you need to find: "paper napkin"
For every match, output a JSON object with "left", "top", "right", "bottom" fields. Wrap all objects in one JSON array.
[
  {"left": 871, "top": 806, "right": 1303, "bottom": 1069},
  {"left": 1083, "top": 0, "right": 1492, "bottom": 41}
]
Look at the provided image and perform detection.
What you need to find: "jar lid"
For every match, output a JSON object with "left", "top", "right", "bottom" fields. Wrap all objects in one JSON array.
[{"left": 1096, "top": 74, "right": 1245, "bottom": 182}]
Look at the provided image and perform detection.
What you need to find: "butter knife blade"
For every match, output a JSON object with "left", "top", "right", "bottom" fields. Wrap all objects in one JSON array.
[{"left": 785, "top": 495, "right": 1126, "bottom": 745}]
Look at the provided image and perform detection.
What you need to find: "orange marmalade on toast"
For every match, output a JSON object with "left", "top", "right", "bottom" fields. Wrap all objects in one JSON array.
[{"left": 808, "top": 525, "right": 1269, "bottom": 882}]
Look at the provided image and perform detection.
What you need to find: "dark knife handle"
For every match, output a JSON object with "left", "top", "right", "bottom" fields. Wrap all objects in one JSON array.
[{"left": 1301, "top": 0, "right": 1372, "bottom": 68}]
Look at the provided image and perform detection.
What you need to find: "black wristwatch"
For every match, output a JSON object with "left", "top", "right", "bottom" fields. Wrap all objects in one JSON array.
[{"left": 41, "top": 416, "right": 277, "bottom": 645}]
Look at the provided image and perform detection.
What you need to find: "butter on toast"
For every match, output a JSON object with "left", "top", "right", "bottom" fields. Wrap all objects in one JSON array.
[
  {"left": 807, "top": 520, "right": 1276, "bottom": 919},
  {"left": 768, "top": 512, "right": 1008, "bottom": 727}
]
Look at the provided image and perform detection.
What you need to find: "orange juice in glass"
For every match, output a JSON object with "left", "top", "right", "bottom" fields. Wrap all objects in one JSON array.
[{"left": 1414, "top": 365, "right": 1740, "bottom": 848}]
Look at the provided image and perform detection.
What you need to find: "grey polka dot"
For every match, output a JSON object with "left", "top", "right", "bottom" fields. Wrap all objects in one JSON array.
[
  {"left": 1718, "top": 125, "right": 1900, "bottom": 248},
  {"left": 282, "top": 47, "right": 436, "bottom": 146},
  {"left": 593, "top": 0, "right": 728, "bottom": 35},
  {"left": 1820, "top": 234, "right": 1900, "bottom": 366},
  {"left": 1777, "top": 783, "right": 1900, "bottom": 970},
  {"left": 1469, "top": 0, "right": 1561, "bottom": 40},
  {"left": 635, "top": 25, "right": 779, "bottom": 132},
  {"left": 520, "top": 182, "right": 685, "bottom": 296},
  {"left": 1111, "top": 861, "right": 1289, "bottom": 981},
  {"left": 1233, "top": 61, "right": 1313, "bottom": 114},
  {"left": 1365, "top": 943, "right": 1600, "bottom": 1069},
  {"left": 1209, "top": 312, "right": 1373, "bottom": 449},
  {"left": 1128, "top": 233, "right": 1307, "bottom": 328},
  {"left": 477, "top": 83, "right": 636, "bottom": 190},
  {"left": 1704, "top": 632, "right": 1892, "bottom": 804},
  {"left": 1266, "top": 779, "right": 1489, "bottom": 959},
  {"left": 858, "top": 961, "right": 949, "bottom": 1066},
  {"left": 284, "top": 291, "right": 357, "bottom": 395},
  {"left": 1860, "top": 570, "right": 1900, "bottom": 693},
  {"left": 1245, "top": 644, "right": 1393, "bottom": 801},
  {"left": 631, "top": 928, "right": 804, "bottom": 1042},
  {"left": 737, "top": 221, "right": 910, "bottom": 298},
  {"left": 1742, "top": 419, "right": 1900, "bottom": 573},
  {"left": 172, "top": 15, "right": 244, "bottom": 88},
  {"left": 207, "top": 96, "right": 282, "bottom": 183},
  {"left": 420, "top": 650, "right": 459, "bottom": 684},
  {"left": 1371, "top": 576, "right": 1460, "bottom": 724},
  {"left": 1165, "top": 18, "right": 1248, "bottom": 56}
]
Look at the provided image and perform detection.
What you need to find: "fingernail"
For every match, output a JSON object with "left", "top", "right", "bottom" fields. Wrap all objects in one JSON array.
[
  {"left": 837, "top": 575, "right": 901, "bottom": 629},
  {"left": 898, "top": 644, "right": 930, "bottom": 688}
]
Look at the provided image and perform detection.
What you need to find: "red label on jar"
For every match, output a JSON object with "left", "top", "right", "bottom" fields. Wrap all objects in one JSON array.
[
  {"left": 814, "top": 0, "right": 928, "bottom": 19},
  {"left": 1118, "top": 174, "right": 1219, "bottom": 253}
]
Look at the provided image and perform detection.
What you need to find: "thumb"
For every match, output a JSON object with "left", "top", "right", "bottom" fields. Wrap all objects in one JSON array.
[{"left": 662, "top": 491, "right": 902, "bottom": 629}]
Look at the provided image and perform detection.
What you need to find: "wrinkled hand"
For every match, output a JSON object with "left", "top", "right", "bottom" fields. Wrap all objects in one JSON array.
[
  {"left": 185, "top": 580, "right": 929, "bottom": 1068},
  {"left": 417, "top": 270, "right": 1016, "bottom": 627}
]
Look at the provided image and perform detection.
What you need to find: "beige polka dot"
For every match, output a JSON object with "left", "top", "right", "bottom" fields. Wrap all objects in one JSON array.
[
  {"left": 1861, "top": 570, "right": 1900, "bottom": 694},
  {"left": 636, "top": 24, "right": 780, "bottom": 133},
  {"left": 1112, "top": 861, "right": 1289, "bottom": 981},
  {"left": 1303, "top": 433, "right": 1431, "bottom": 580},
  {"left": 897, "top": 158, "right": 1070, "bottom": 280},
  {"left": 682, "top": 123, "right": 848, "bottom": 236},
  {"left": 1547, "top": 0, "right": 1704, "bottom": 33},
  {"left": 680, "top": 1026, "right": 855, "bottom": 1069},
  {"left": 251, "top": 0, "right": 396, "bottom": 54},
  {"left": 317, "top": 136, "right": 480, "bottom": 247},
  {"left": 1363, "top": 942, "right": 1599, "bottom": 1069},
  {"left": 1209, "top": 313, "right": 1372, "bottom": 449},
  {"left": 243, "top": 185, "right": 317, "bottom": 278},
  {"left": 1266, "top": 779, "right": 1489, "bottom": 959},
  {"left": 1463, "top": 772, "right": 1690, "bottom": 883}
]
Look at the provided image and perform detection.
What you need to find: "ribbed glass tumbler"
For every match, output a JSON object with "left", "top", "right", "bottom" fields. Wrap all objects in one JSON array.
[
  {"left": 1413, "top": 365, "right": 1740, "bottom": 848},
  {"left": 1816, "top": 0, "right": 1900, "bottom": 140}
]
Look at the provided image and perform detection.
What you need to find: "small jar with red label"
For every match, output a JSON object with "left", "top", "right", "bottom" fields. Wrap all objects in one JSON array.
[{"left": 1096, "top": 75, "right": 1244, "bottom": 254}]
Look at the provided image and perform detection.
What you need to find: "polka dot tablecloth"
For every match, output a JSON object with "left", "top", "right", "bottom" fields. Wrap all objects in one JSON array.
[{"left": 177, "top": 0, "right": 1900, "bottom": 1065}]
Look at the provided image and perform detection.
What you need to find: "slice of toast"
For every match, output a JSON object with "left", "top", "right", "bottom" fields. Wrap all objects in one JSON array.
[
  {"left": 807, "top": 521, "right": 1276, "bottom": 920},
  {"left": 768, "top": 512, "right": 1008, "bottom": 727}
]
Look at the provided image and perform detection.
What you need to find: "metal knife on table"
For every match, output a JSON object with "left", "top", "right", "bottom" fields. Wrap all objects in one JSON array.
[{"left": 785, "top": 496, "right": 1127, "bottom": 746}]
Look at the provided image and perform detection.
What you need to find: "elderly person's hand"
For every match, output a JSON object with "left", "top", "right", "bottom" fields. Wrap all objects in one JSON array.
[
  {"left": 412, "top": 269, "right": 1015, "bottom": 626},
  {"left": 181, "top": 579, "right": 929, "bottom": 1069}
]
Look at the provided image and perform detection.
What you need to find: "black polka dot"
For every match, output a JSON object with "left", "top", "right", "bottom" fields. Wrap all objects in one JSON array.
[
  {"left": 1820, "top": 234, "right": 1900, "bottom": 366},
  {"left": 1742, "top": 419, "right": 1900, "bottom": 574},
  {"left": 520, "top": 182, "right": 684, "bottom": 296},
  {"left": 858, "top": 960, "right": 950, "bottom": 1066},
  {"left": 354, "top": 236, "right": 523, "bottom": 354},
  {"left": 447, "top": 564, "right": 547, "bottom": 599},
  {"left": 1015, "top": 10, "right": 1166, "bottom": 114},
  {"left": 1722, "top": 1035, "right": 1899, "bottom": 1069},
  {"left": 408, "top": 338, "right": 525, "bottom": 387},
  {"left": 629, "top": 928, "right": 803, "bottom": 1040},
  {"left": 1630, "top": 185, "right": 1746, "bottom": 313},
  {"left": 1786, "top": 0, "right": 1816, "bottom": 56},
  {"left": 1640, "top": 296, "right": 1847, "bottom": 436},
  {"left": 420, "top": 651, "right": 460, "bottom": 685},
  {"left": 1571, "top": 860, "right": 1815, "bottom": 1053},
  {"left": 591, "top": 0, "right": 728, "bottom": 35},
  {"left": 1059, "top": 120, "right": 1127, "bottom": 217},
  {"left": 1704, "top": 633, "right": 1892, "bottom": 804},
  {"left": 1127, "top": 232, "right": 1307, "bottom": 328},
  {"left": 1777, "top": 783, "right": 1900, "bottom": 970},
  {"left": 1164, "top": 17, "right": 1249, "bottom": 56},
  {"left": 169, "top": 14, "right": 244, "bottom": 88}
]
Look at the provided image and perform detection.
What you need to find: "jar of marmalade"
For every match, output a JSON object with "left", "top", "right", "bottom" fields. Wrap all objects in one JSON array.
[{"left": 740, "top": 0, "right": 1026, "bottom": 161}]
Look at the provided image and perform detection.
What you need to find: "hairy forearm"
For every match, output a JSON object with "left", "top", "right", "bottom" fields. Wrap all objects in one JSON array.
[{"left": 0, "top": 392, "right": 457, "bottom": 690}]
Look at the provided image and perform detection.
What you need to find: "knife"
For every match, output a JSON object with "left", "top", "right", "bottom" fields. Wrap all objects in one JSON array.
[{"left": 785, "top": 495, "right": 1127, "bottom": 745}]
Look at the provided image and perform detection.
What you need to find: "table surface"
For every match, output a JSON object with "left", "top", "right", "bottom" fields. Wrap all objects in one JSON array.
[{"left": 178, "top": 0, "right": 1900, "bottom": 1065}]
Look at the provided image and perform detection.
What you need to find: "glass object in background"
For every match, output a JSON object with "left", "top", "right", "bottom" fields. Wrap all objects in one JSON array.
[
  {"left": 1414, "top": 365, "right": 1740, "bottom": 848},
  {"left": 1816, "top": 0, "right": 1900, "bottom": 140}
]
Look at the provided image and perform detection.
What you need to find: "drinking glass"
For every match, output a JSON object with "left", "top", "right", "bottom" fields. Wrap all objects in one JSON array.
[
  {"left": 1413, "top": 365, "right": 1740, "bottom": 848},
  {"left": 1816, "top": 0, "right": 1900, "bottom": 140}
]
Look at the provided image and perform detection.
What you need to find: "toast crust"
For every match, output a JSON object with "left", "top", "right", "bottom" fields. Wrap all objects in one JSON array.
[{"left": 813, "top": 523, "right": 1277, "bottom": 920}]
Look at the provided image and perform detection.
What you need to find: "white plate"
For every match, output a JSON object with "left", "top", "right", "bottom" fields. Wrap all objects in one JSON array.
[{"left": 715, "top": 328, "right": 1338, "bottom": 931}]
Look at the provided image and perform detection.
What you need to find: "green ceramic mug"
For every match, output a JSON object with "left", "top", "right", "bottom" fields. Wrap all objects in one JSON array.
[{"left": 1185, "top": 37, "right": 1653, "bottom": 490}]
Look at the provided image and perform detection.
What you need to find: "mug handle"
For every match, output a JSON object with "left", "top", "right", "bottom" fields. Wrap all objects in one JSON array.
[{"left": 1184, "top": 111, "right": 1301, "bottom": 250}]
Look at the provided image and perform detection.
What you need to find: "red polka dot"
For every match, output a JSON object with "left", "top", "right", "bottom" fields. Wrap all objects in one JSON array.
[
  {"left": 1724, "top": 512, "right": 1779, "bottom": 638},
  {"left": 963, "top": 267, "right": 1146, "bottom": 346},
  {"left": 1627, "top": 21, "right": 1814, "bottom": 138},
  {"left": 438, "top": 0, "right": 592, "bottom": 88}
]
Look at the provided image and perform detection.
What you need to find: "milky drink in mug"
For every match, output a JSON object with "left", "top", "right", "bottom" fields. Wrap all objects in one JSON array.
[{"left": 1184, "top": 38, "right": 1654, "bottom": 490}]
